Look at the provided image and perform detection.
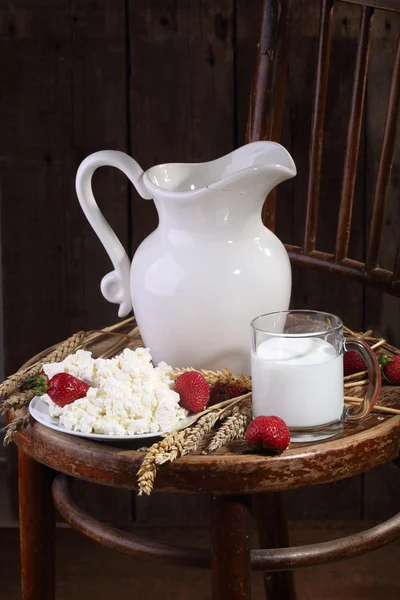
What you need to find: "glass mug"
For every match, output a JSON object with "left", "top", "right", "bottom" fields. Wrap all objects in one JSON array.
[{"left": 250, "top": 310, "right": 381, "bottom": 442}]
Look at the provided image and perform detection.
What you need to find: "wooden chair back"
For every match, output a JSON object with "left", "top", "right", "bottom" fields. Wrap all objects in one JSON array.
[{"left": 247, "top": 0, "right": 400, "bottom": 297}]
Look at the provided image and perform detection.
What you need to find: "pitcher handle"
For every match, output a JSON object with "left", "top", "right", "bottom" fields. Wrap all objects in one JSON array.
[{"left": 75, "top": 150, "right": 152, "bottom": 317}]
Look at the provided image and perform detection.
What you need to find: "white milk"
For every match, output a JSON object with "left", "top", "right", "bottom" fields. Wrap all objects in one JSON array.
[{"left": 252, "top": 337, "right": 343, "bottom": 428}]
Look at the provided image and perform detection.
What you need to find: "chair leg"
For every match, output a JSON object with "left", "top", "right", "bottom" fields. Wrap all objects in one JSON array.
[
  {"left": 253, "top": 492, "right": 296, "bottom": 600},
  {"left": 211, "top": 495, "right": 252, "bottom": 600},
  {"left": 18, "top": 449, "right": 56, "bottom": 600}
]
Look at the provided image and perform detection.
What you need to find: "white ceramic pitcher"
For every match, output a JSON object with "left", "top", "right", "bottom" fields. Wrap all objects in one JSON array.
[{"left": 76, "top": 141, "right": 296, "bottom": 373}]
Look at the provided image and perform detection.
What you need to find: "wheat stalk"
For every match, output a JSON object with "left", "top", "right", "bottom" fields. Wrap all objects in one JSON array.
[
  {"left": 4, "top": 319, "right": 397, "bottom": 490},
  {"left": 0, "top": 390, "right": 35, "bottom": 418},
  {"left": 137, "top": 394, "right": 253, "bottom": 494},
  {"left": 0, "top": 331, "right": 87, "bottom": 400},
  {"left": 137, "top": 436, "right": 172, "bottom": 496},
  {"left": 206, "top": 402, "right": 252, "bottom": 453},
  {"left": 137, "top": 430, "right": 190, "bottom": 495},
  {"left": 344, "top": 370, "right": 368, "bottom": 382},
  {"left": 171, "top": 366, "right": 251, "bottom": 388},
  {"left": 0, "top": 319, "right": 138, "bottom": 405},
  {"left": 172, "top": 392, "right": 252, "bottom": 431},
  {"left": 1, "top": 319, "right": 139, "bottom": 444},
  {"left": 3, "top": 414, "right": 34, "bottom": 446},
  {"left": 344, "top": 396, "right": 400, "bottom": 416},
  {"left": 344, "top": 379, "right": 369, "bottom": 389},
  {"left": 155, "top": 430, "right": 188, "bottom": 464},
  {"left": 180, "top": 411, "right": 221, "bottom": 456}
]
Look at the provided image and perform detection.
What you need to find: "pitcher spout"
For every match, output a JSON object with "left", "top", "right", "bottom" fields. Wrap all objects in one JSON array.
[
  {"left": 142, "top": 141, "right": 296, "bottom": 200},
  {"left": 208, "top": 141, "right": 296, "bottom": 194}
]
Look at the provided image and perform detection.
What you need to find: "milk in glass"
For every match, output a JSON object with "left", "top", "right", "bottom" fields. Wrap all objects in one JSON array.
[{"left": 251, "top": 337, "right": 343, "bottom": 427}]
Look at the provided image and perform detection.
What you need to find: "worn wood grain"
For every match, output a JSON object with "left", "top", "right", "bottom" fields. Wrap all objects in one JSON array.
[
  {"left": 248, "top": 0, "right": 400, "bottom": 294},
  {"left": 289, "top": 1, "right": 366, "bottom": 327},
  {"left": 53, "top": 475, "right": 210, "bottom": 569},
  {"left": 365, "top": 11, "right": 400, "bottom": 343},
  {"left": 236, "top": 0, "right": 369, "bottom": 524},
  {"left": 0, "top": 0, "right": 132, "bottom": 522},
  {"left": 211, "top": 495, "right": 252, "bottom": 599},
  {"left": 18, "top": 450, "right": 55, "bottom": 600},
  {"left": 127, "top": 0, "right": 235, "bottom": 523},
  {"left": 0, "top": 0, "right": 75, "bottom": 520},
  {"left": 1, "top": 0, "right": 400, "bottom": 523},
  {"left": 363, "top": 9, "right": 400, "bottom": 521},
  {"left": 0, "top": 0, "right": 129, "bottom": 368},
  {"left": 2, "top": 523, "right": 400, "bottom": 600},
  {"left": 128, "top": 0, "right": 234, "bottom": 254},
  {"left": 63, "top": 1, "right": 133, "bottom": 523},
  {"left": 278, "top": 0, "right": 367, "bottom": 519},
  {"left": 235, "top": 0, "right": 259, "bottom": 146},
  {"left": 52, "top": 472, "right": 400, "bottom": 577},
  {"left": 11, "top": 330, "right": 400, "bottom": 495},
  {"left": 0, "top": 3, "right": 72, "bottom": 374},
  {"left": 335, "top": 5, "right": 373, "bottom": 261},
  {"left": 254, "top": 493, "right": 296, "bottom": 599},
  {"left": 66, "top": 0, "right": 130, "bottom": 334},
  {"left": 13, "top": 406, "right": 400, "bottom": 495}
]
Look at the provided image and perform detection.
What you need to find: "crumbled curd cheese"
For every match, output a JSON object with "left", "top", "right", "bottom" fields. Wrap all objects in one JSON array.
[{"left": 41, "top": 348, "right": 187, "bottom": 435}]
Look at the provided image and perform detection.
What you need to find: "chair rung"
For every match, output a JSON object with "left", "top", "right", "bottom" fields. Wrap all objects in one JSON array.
[
  {"left": 52, "top": 475, "right": 210, "bottom": 569},
  {"left": 252, "top": 509, "right": 400, "bottom": 571},
  {"left": 53, "top": 474, "right": 400, "bottom": 573}
]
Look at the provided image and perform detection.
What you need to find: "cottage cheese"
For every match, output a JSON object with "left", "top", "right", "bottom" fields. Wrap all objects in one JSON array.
[{"left": 41, "top": 348, "right": 187, "bottom": 435}]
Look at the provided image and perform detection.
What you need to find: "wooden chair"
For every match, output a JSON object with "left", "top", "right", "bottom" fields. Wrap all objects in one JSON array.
[
  {"left": 249, "top": 0, "right": 400, "bottom": 597},
  {"left": 248, "top": 0, "right": 400, "bottom": 295},
  {"left": 12, "top": 1, "right": 400, "bottom": 599},
  {"left": 15, "top": 333, "right": 400, "bottom": 600}
]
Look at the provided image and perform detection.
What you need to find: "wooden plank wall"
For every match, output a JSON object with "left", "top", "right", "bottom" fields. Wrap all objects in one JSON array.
[{"left": 0, "top": 0, "right": 398, "bottom": 524}]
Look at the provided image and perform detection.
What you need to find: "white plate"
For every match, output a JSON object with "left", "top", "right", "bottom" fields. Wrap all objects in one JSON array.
[{"left": 29, "top": 396, "right": 192, "bottom": 441}]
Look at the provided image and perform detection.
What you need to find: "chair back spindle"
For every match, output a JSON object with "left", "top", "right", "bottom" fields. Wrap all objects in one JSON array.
[
  {"left": 335, "top": 5, "right": 373, "bottom": 262},
  {"left": 366, "top": 33, "right": 400, "bottom": 271},
  {"left": 304, "top": 0, "right": 334, "bottom": 254},
  {"left": 248, "top": 0, "right": 400, "bottom": 297}
]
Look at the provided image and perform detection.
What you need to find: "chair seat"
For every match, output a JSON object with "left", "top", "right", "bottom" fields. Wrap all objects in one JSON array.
[
  {"left": 11, "top": 325, "right": 400, "bottom": 495},
  {"left": 13, "top": 393, "right": 400, "bottom": 495}
]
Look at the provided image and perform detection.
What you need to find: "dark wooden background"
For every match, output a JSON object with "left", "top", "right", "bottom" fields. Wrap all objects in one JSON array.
[{"left": 0, "top": 0, "right": 399, "bottom": 524}]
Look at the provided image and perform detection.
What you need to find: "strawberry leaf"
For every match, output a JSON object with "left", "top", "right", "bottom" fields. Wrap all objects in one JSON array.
[
  {"left": 378, "top": 353, "right": 395, "bottom": 369},
  {"left": 21, "top": 375, "right": 49, "bottom": 395}
]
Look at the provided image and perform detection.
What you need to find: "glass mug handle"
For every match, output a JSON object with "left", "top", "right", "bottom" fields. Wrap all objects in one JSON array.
[{"left": 344, "top": 338, "right": 382, "bottom": 422}]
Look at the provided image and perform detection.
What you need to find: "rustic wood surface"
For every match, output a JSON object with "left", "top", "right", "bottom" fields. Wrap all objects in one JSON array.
[
  {"left": 12, "top": 327, "right": 400, "bottom": 495},
  {"left": 12, "top": 411, "right": 399, "bottom": 494},
  {"left": 251, "top": 0, "right": 400, "bottom": 522},
  {"left": 52, "top": 474, "right": 210, "bottom": 569},
  {"left": 18, "top": 450, "right": 55, "bottom": 600},
  {"left": 211, "top": 495, "right": 252, "bottom": 599},
  {"left": 0, "top": 0, "right": 133, "bottom": 520},
  {"left": 265, "top": 0, "right": 400, "bottom": 295},
  {"left": 363, "top": 9, "right": 400, "bottom": 520},
  {"left": 51, "top": 472, "right": 400, "bottom": 572},
  {"left": 1, "top": 0, "right": 399, "bottom": 520},
  {"left": 253, "top": 493, "right": 297, "bottom": 600},
  {"left": 2, "top": 523, "right": 400, "bottom": 600},
  {"left": 13, "top": 329, "right": 400, "bottom": 599},
  {"left": 41, "top": 470, "right": 400, "bottom": 600}
]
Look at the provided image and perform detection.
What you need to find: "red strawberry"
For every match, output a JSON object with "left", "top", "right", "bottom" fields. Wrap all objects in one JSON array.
[
  {"left": 25, "top": 373, "right": 89, "bottom": 407},
  {"left": 343, "top": 350, "right": 366, "bottom": 376},
  {"left": 209, "top": 383, "right": 226, "bottom": 406},
  {"left": 245, "top": 416, "right": 290, "bottom": 454},
  {"left": 225, "top": 384, "right": 247, "bottom": 399},
  {"left": 174, "top": 371, "right": 210, "bottom": 413},
  {"left": 379, "top": 354, "right": 400, "bottom": 385},
  {"left": 47, "top": 373, "right": 90, "bottom": 407}
]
